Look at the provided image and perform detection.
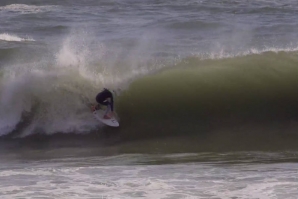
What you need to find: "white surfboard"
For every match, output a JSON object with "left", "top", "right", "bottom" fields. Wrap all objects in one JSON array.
[{"left": 92, "top": 109, "right": 119, "bottom": 127}]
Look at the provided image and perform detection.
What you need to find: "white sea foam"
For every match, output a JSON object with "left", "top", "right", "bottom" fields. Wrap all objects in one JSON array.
[
  {"left": 0, "top": 33, "right": 35, "bottom": 42},
  {"left": 0, "top": 162, "right": 297, "bottom": 199},
  {"left": 0, "top": 28, "right": 158, "bottom": 136},
  {"left": 0, "top": 66, "right": 100, "bottom": 136},
  {"left": 0, "top": 4, "right": 56, "bottom": 14}
]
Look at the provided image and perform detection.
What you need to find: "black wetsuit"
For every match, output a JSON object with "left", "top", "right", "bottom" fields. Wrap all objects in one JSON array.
[{"left": 96, "top": 89, "right": 114, "bottom": 111}]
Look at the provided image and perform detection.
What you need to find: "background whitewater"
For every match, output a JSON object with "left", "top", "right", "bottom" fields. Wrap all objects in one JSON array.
[
  {"left": 0, "top": 25, "right": 174, "bottom": 137},
  {"left": 1, "top": 1, "right": 298, "bottom": 140}
]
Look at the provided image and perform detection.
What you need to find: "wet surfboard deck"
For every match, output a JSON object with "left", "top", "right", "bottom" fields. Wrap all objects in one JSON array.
[{"left": 92, "top": 109, "right": 119, "bottom": 127}]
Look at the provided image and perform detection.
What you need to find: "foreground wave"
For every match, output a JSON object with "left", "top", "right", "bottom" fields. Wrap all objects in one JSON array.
[{"left": 1, "top": 50, "right": 298, "bottom": 151}]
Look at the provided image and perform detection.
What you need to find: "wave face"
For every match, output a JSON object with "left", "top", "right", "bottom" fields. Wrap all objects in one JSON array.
[
  {"left": 116, "top": 52, "right": 298, "bottom": 142},
  {"left": 2, "top": 46, "right": 298, "bottom": 143}
]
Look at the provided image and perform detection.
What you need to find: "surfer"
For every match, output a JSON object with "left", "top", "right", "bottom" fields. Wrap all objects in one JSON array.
[{"left": 93, "top": 88, "right": 114, "bottom": 119}]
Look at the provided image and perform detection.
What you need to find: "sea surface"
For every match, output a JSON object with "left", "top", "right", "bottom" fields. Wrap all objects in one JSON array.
[{"left": 1, "top": 0, "right": 298, "bottom": 198}]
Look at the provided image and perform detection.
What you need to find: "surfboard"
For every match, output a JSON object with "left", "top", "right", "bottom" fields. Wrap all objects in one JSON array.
[{"left": 92, "top": 109, "right": 119, "bottom": 127}]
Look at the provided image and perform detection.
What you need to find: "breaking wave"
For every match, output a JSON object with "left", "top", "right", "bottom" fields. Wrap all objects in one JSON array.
[
  {"left": 0, "top": 33, "right": 35, "bottom": 42},
  {"left": 1, "top": 29, "right": 298, "bottom": 151}
]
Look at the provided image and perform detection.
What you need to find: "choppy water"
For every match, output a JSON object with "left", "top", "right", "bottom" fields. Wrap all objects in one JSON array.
[
  {"left": 1, "top": 0, "right": 298, "bottom": 198},
  {"left": 1, "top": 152, "right": 298, "bottom": 199}
]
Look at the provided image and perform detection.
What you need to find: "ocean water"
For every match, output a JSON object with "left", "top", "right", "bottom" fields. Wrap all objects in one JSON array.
[{"left": 1, "top": 0, "right": 298, "bottom": 198}]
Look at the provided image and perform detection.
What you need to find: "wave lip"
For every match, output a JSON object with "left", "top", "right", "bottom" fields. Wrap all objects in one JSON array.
[{"left": 0, "top": 33, "right": 35, "bottom": 42}]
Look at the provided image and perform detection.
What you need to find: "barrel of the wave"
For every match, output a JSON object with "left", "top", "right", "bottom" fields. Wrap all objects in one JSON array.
[{"left": 91, "top": 89, "right": 119, "bottom": 127}]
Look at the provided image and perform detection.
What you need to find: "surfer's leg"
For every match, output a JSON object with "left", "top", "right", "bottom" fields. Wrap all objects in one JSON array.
[
  {"left": 95, "top": 98, "right": 102, "bottom": 110},
  {"left": 98, "top": 101, "right": 111, "bottom": 115},
  {"left": 104, "top": 104, "right": 111, "bottom": 115}
]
